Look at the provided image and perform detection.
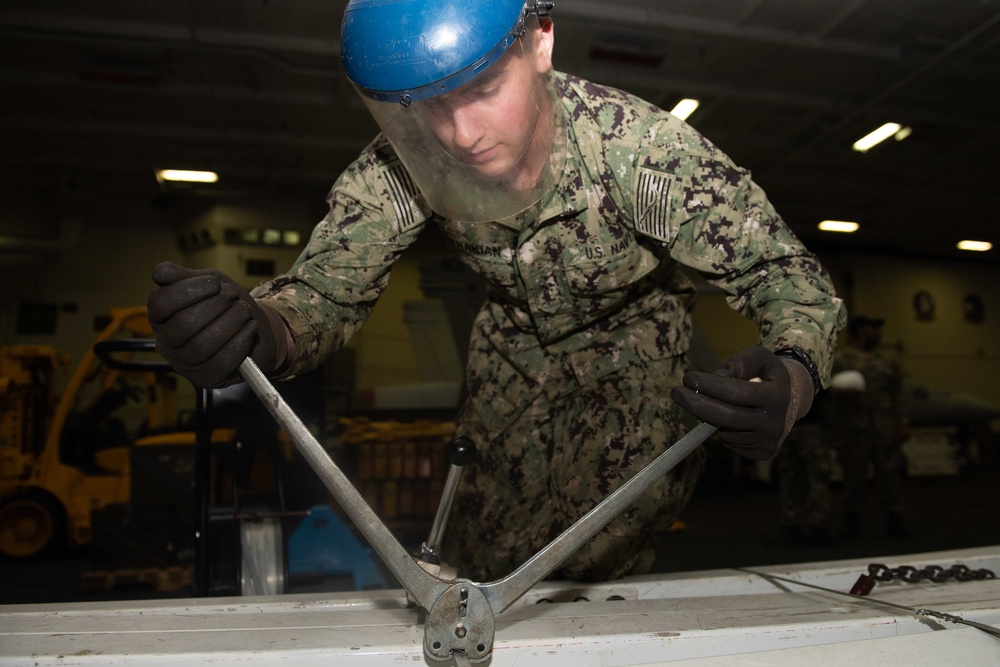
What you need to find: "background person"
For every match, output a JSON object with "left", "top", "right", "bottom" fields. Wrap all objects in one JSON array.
[{"left": 828, "top": 315, "right": 911, "bottom": 539}]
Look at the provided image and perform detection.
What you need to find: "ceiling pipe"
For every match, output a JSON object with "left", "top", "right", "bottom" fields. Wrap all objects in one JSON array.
[
  {"left": 2, "top": 5, "right": 896, "bottom": 63},
  {"left": 0, "top": 11, "right": 340, "bottom": 55},
  {"left": 762, "top": 9, "right": 1000, "bottom": 174},
  {"left": 559, "top": 60, "right": 988, "bottom": 129},
  {"left": 556, "top": 0, "right": 901, "bottom": 60},
  {"left": 0, "top": 11, "right": 340, "bottom": 77}
]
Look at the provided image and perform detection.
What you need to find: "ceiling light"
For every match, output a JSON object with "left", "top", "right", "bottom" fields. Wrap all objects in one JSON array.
[
  {"left": 670, "top": 99, "right": 700, "bottom": 121},
  {"left": 957, "top": 240, "right": 992, "bottom": 252},
  {"left": 156, "top": 169, "right": 219, "bottom": 183},
  {"left": 852, "top": 123, "right": 902, "bottom": 153},
  {"left": 818, "top": 220, "right": 860, "bottom": 233}
]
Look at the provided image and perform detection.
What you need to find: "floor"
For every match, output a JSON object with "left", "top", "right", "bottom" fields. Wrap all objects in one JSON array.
[
  {"left": 650, "top": 465, "right": 1000, "bottom": 575},
  {"left": 2, "top": 458, "right": 999, "bottom": 606}
]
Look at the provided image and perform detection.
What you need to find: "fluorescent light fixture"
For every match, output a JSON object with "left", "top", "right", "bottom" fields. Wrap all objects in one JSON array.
[
  {"left": 156, "top": 169, "right": 219, "bottom": 183},
  {"left": 957, "top": 240, "right": 992, "bottom": 252},
  {"left": 670, "top": 98, "right": 700, "bottom": 121},
  {"left": 818, "top": 220, "right": 860, "bottom": 233},
  {"left": 852, "top": 123, "right": 901, "bottom": 152}
]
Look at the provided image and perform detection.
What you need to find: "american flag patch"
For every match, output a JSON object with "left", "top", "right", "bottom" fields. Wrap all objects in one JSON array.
[
  {"left": 635, "top": 168, "right": 673, "bottom": 241},
  {"left": 379, "top": 162, "right": 421, "bottom": 233}
]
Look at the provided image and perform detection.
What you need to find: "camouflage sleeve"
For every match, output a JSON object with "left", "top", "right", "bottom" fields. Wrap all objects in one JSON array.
[
  {"left": 621, "top": 117, "right": 846, "bottom": 385},
  {"left": 250, "top": 137, "right": 431, "bottom": 377}
]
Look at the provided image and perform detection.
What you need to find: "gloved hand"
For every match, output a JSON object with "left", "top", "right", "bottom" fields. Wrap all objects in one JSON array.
[
  {"left": 147, "top": 262, "right": 289, "bottom": 388},
  {"left": 670, "top": 346, "right": 814, "bottom": 460}
]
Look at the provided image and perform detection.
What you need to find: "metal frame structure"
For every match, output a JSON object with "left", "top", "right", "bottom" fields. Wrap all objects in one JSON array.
[{"left": 2, "top": 546, "right": 998, "bottom": 665}]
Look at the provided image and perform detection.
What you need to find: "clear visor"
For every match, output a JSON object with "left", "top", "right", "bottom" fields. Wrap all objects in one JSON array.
[{"left": 357, "top": 37, "right": 565, "bottom": 222}]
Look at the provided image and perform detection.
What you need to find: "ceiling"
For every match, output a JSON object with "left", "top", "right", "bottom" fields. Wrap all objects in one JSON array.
[{"left": 2, "top": 0, "right": 999, "bottom": 261}]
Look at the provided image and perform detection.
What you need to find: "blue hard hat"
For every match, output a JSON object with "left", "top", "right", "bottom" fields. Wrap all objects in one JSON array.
[{"left": 342, "top": 0, "right": 554, "bottom": 103}]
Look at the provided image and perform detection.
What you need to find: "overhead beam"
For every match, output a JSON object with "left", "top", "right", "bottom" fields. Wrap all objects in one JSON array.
[
  {"left": 562, "top": 60, "right": 993, "bottom": 129},
  {"left": 555, "top": 1, "right": 902, "bottom": 60},
  {"left": 3, "top": 4, "right": 901, "bottom": 63},
  {"left": 0, "top": 11, "right": 341, "bottom": 55}
]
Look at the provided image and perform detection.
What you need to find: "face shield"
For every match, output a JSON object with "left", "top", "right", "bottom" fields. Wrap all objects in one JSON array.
[{"left": 342, "top": 1, "right": 564, "bottom": 222}]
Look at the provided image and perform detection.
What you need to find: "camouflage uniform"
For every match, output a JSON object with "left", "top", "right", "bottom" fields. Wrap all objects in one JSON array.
[
  {"left": 774, "top": 393, "right": 837, "bottom": 542},
  {"left": 252, "top": 72, "right": 846, "bottom": 581},
  {"left": 828, "top": 346, "right": 909, "bottom": 517}
]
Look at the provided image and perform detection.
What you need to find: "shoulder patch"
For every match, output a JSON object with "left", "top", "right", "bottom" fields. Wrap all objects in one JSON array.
[
  {"left": 634, "top": 167, "right": 674, "bottom": 242},
  {"left": 378, "top": 162, "right": 424, "bottom": 234}
]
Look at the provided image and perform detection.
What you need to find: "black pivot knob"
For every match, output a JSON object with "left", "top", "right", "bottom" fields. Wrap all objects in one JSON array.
[{"left": 448, "top": 436, "right": 478, "bottom": 467}]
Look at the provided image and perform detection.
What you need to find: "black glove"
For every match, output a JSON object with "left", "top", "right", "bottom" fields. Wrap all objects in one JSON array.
[
  {"left": 147, "top": 262, "right": 288, "bottom": 388},
  {"left": 670, "top": 346, "right": 814, "bottom": 460}
]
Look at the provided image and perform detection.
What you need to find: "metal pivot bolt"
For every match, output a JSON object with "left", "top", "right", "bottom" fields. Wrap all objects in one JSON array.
[
  {"left": 424, "top": 583, "right": 494, "bottom": 664},
  {"left": 422, "top": 436, "right": 478, "bottom": 561}
]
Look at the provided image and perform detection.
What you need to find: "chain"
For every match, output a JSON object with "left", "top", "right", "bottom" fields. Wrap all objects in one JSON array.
[
  {"left": 867, "top": 563, "right": 997, "bottom": 584},
  {"left": 740, "top": 567, "right": 1000, "bottom": 640}
]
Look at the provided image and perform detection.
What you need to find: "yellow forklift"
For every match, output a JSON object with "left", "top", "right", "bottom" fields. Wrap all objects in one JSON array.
[
  {"left": 1, "top": 306, "right": 319, "bottom": 597},
  {"left": 0, "top": 307, "right": 236, "bottom": 560}
]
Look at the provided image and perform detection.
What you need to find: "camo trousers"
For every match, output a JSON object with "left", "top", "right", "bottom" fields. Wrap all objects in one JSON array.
[
  {"left": 440, "top": 357, "right": 706, "bottom": 583},
  {"left": 830, "top": 430, "right": 906, "bottom": 515},
  {"left": 775, "top": 422, "right": 836, "bottom": 529}
]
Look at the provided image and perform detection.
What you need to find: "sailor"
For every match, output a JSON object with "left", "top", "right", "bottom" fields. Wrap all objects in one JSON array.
[
  {"left": 147, "top": 0, "right": 846, "bottom": 581},
  {"left": 828, "top": 315, "right": 911, "bottom": 539}
]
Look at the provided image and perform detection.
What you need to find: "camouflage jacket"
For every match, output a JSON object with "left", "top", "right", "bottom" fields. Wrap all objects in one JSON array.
[
  {"left": 829, "top": 346, "right": 909, "bottom": 439},
  {"left": 253, "top": 72, "right": 845, "bottom": 430}
]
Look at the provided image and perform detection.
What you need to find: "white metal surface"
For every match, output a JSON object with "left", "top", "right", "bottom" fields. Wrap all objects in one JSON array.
[{"left": 2, "top": 546, "right": 998, "bottom": 666}]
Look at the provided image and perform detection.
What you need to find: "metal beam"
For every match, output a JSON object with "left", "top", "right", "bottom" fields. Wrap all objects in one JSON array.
[
  {"left": 555, "top": 0, "right": 902, "bottom": 60},
  {"left": 0, "top": 11, "right": 341, "bottom": 55}
]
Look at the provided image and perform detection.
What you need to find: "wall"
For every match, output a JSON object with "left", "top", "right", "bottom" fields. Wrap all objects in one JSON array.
[
  {"left": 347, "top": 258, "right": 423, "bottom": 389},
  {"left": 0, "top": 192, "right": 424, "bottom": 395},
  {"left": 177, "top": 199, "right": 319, "bottom": 285},
  {"left": 828, "top": 252, "right": 1000, "bottom": 412},
  {"left": 1, "top": 197, "right": 182, "bottom": 368},
  {"left": 692, "top": 251, "right": 1000, "bottom": 414}
]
